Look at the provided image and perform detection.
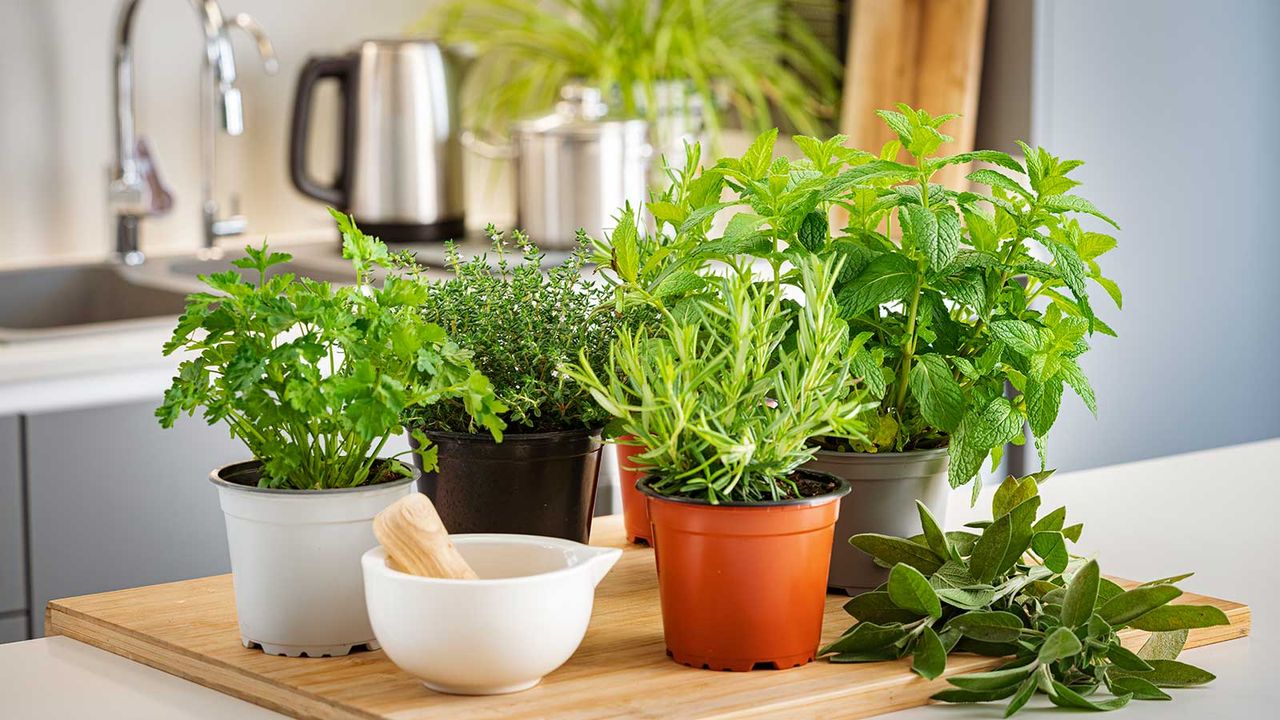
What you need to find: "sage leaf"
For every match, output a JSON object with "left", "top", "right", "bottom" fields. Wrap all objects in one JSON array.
[
  {"left": 949, "top": 661, "right": 1037, "bottom": 691},
  {"left": 1128, "top": 604, "right": 1230, "bottom": 632},
  {"left": 1062, "top": 559, "right": 1100, "bottom": 627},
  {"left": 1099, "top": 585, "right": 1183, "bottom": 626},
  {"left": 1038, "top": 627, "right": 1083, "bottom": 663},
  {"left": 1137, "top": 630, "right": 1189, "bottom": 661},
  {"left": 937, "top": 586, "right": 997, "bottom": 611},
  {"left": 888, "top": 563, "right": 942, "bottom": 618},
  {"left": 1031, "top": 531, "right": 1069, "bottom": 573},
  {"left": 1139, "top": 572, "right": 1195, "bottom": 587},
  {"left": 1107, "top": 674, "right": 1171, "bottom": 701},
  {"left": 932, "top": 686, "right": 1020, "bottom": 703},
  {"left": 992, "top": 474, "right": 1040, "bottom": 518},
  {"left": 820, "top": 621, "right": 910, "bottom": 655},
  {"left": 830, "top": 648, "right": 905, "bottom": 663},
  {"left": 1111, "top": 659, "right": 1216, "bottom": 688},
  {"left": 1004, "top": 675, "right": 1038, "bottom": 717},
  {"left": 1106, "top": 644, "right": 1154, "bottom": 672},
  {"left": 1032, "top": 506, "right": 1067, "bottom": 534},
  {"left": 843, "top": 591, "right": 923, "bottom": 625},
  {"left": 849, "top": 533, "right": 944, "bottom": 574},
  {"left": 915, "top": 500, "right": 951, "bottom": 559},
  {"left": 998, "top": 497, "right": 1042, "bottom": 576},
  {"left": 949, "top": 610, "right": 1025, "bottom": 643},
  {"left": 970, "top": 513, "right": 1011, "bottom": 583},
  {"left": 1047, "top": 679, "right": 1132, "bottom": 711},
  {"left": 912, "top": 626, "right": 947, "bottom": 680}
]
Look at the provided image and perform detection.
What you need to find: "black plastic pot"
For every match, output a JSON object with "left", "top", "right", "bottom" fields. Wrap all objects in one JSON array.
[{"left": 409, "top": 428, "right": 604, "bottom": 542}]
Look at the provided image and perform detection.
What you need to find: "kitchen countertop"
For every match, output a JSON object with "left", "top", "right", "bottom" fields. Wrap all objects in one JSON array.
[{"left": 1, "top": 439, "right": 1274, "bottom": 719}]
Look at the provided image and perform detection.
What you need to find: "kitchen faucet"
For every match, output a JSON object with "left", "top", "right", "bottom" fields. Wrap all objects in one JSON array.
[{"left": 109, "top": 0, "right": 277, "bottom": 265}]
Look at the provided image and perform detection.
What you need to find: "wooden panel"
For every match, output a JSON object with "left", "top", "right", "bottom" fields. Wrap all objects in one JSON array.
[
  {"left": 841, "top": 0, "right": 990, "bottom": 188},
  {"left": 45, "top": 515, "right": 1251, "bottom": 720}
]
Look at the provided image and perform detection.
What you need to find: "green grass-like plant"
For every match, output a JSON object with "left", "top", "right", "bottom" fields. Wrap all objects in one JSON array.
[
  {"left": 421, "top": 0, "right": 841, "bottom": 139},
  {"left": 410, "top": 228, "right": 616, "bottom": 434},
  {"left": 825, "top": 473, "right": 1227, "bottom": 715},
  {"left": 156, "top": 211, "right": 505, "bottom": 490},
  {"left": 563, "top": 256, "right": 869, "bottom": 503}
]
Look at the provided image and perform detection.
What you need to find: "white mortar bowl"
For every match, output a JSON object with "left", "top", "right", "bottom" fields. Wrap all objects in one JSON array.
[{"left": 362, "top": 534, "right": 621, "bottom": 695}]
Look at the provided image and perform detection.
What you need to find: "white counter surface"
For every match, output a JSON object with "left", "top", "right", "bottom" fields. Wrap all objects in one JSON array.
[{"left": 1, "top": 439, "right": 1275, "bottom": 719}]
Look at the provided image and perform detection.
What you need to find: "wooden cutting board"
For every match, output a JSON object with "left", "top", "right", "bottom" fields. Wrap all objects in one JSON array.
[{"left": 46, "top": 515, "right": 1250, "bottom": 720}]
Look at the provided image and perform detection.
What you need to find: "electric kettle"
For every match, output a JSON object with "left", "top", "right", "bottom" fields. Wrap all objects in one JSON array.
[{"left": 290, "top": 39, "right": 465, "bottom": 241}]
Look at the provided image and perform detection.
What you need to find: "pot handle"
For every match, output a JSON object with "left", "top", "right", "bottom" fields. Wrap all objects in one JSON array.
[{"left": 460, "top": 130, "right": 517, "bottom": 161}]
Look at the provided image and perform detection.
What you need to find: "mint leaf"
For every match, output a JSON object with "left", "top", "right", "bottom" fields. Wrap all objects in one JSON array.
[
  {"left": 909, "top": 354, "right": 965, "bottom": 432},
  {"left": 838, "top": 253, "right": 918, "bottom": 316}
]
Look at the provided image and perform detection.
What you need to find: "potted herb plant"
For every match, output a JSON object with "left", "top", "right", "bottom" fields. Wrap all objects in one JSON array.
[
  {"left": 669, "top": 108, "right": 1122, "bottom": 592},
  {"left": 408, "top": 228, "right": 616, "bottom": 543},
  {"left": 420, "top": 0, "right": 842, "bottom": 147},
  {"left": 564, "top": 257, "right": 868, "bottom": 670},
  {"left": 157, "top": 211, "right": 503, "bottom": 657}
]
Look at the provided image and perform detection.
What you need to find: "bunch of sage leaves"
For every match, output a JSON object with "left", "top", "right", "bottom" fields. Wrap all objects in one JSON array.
[{"left": 824, "top": 473, "right": 1228, "bottom": 715}]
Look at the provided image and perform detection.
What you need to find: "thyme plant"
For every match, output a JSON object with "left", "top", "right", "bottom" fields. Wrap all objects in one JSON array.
[
  {"left": 563, "top": 256, "right": 869, "bottom": 503},
  {"left": 411, "top": 227, "right": 616, "bottom": 434},
  {"left": 157, "top": 211, "right": 505, "bottom": 490}
]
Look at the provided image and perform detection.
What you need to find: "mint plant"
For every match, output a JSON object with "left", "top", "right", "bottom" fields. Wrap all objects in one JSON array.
[
  {"left": 157, "top": 210, "right": 505, "bottom": 490},
  {"left": 563, "top": 256, "right": 869, "bottom": 503},
  {"left": 623, "top": 106, "right": 1122, "bottom": 489},
  {"left": 824, "top": 473, "right": 1227, "bottom": 715},
  {"left": 411, "top": 227, "right": 616, "bottom": 434}
]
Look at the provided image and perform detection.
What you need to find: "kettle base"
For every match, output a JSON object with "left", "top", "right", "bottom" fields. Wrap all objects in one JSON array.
[{"left": 355, "top": 217, "right": 467, "bottom": 244}]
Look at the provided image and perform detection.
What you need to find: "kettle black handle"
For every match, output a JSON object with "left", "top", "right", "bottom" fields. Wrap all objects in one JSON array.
[{"left": 289, "top": 55, "right": 356, "bottom": 207}]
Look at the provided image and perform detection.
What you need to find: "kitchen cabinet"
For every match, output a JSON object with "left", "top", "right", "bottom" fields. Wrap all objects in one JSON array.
[
  {"left": 25, "top": 400, "right": 244, "bottom": 635},
  {"left": 0, "top": 416, "right": 25, "bottom": 616}
]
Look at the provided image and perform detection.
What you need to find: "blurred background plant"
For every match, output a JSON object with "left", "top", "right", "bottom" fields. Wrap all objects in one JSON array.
[{"left": 419, "top": 0, "right": 842, "bottom": 141}]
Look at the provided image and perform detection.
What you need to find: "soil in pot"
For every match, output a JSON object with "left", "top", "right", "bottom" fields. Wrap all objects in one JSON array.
[
  {"left": 410, "top": 428, "right": 603, "bottom": 543},
  {"left": 804, "top": 447, "right": 950, "bottom": 595},
  {"left": 211, "top": 459, "right": 417, "bottom": 657},
  {"left": 640, "top": 472, "right": 850, "bottom": 671},
  {"left": 614, "top": 436, "right": 649, "bottom": 544}
]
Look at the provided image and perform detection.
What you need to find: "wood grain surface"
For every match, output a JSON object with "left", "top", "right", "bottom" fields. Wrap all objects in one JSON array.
[{"left": 46, "top": 515, "right": 1250, "bottom": 720}]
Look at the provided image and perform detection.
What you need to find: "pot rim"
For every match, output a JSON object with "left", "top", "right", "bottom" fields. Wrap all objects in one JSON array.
[
  {"left": 416, "top": 426, "right": 604, "bottom": 444},
  {"left": 636, "top": 471, "right": 850, "bottom": 508},
  {"left": 209, "top": 458, "right": 418, "bottom": 495},
  {"left": 362, "top": 536, "right": 620, "bottom": 587},
  {"left": 813, "top": 445, "right": 950, "bottom": 461}
]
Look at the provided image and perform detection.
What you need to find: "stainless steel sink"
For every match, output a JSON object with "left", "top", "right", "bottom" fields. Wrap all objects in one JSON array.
[{"left": 0, "top": 263, "right": 191, "bottom": 343}]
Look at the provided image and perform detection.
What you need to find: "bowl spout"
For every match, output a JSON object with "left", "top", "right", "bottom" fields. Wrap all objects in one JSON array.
[{"left": 581, "top": 547, "right": 622, "bottom": 587}]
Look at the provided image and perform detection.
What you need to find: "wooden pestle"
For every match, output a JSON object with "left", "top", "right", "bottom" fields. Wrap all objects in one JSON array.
[{"left": 373, "top": 494, "right": 478, "bottom": 580}]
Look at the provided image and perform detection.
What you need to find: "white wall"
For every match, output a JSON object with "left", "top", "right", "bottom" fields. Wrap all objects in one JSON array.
[
  {"left": 1032, "top": 0, "right": 1280, "bottom": 470},
  {"left": 0, "top": 0, "right": 512, "bottom": 266}
]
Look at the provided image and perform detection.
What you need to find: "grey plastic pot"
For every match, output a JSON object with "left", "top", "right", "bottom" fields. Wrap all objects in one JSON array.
[{"left": 803, "top": 447, "right": 950, "bottom": 595}]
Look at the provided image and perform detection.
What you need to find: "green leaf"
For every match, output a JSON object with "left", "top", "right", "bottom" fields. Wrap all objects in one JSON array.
[
  {"left": 939, "top": 149, "right": 1025, "bottom": 173},
  {"left": 1062, "top": 559, "right": 1101, "bottom": 627},
  {"left": 795, "top": 210, "right": 828, "bottom": 252},
  {"left": 889, "top": 563, "right": 943, "bottom": 618},
  {"left": 1033, "top": 506, "right": 1067, "bottom": 534},
  {"left": 1038, "top": 627, "right": 1083, "bottom": 663},
  {"left": 1106, "top": 644, "right": 1154, "bottom": 672},
  {"left": 948, "top": 610, "right": 1025, "bottom": 643},
  {"left": 969, "top": 513, "right": 1012, "bottom": 583},
  {"left": 610, "top": 214, "right": 640, "bottom": 283},
  {"left": 1137, "top": 630, "right": 1189, "bottom": 661},
  {"left": 838, "top": 253, "right": 919, "bottom": 316},
  {"left": 1031, "top": 531, "right": 1069, "bottom": 573},
  {"left": 912, "top": 626, "right": 947, "bottom": 680},
  {"left": 819, "top": 621, "right": 910, "bottom": 655},
  {"left": 990, "top": 320, "right": 1046, "bottom": 355},
  {"left": 916, "top": 500, "right": 951, "bottom": 559},
  {"left": 932, "top": 686, "right": 1020, "bottom": 704},
  {"left": 651, "top": 270, "right": 705, "bottom": 298},
  {"left": 1047, "top": 679, "right": 1131, "bottom": 711},
  {"left": 1128, "top": 604, "right": 1230, "bottom": 632},
  {"left": 849, "top": 534, "right": 944, "bottom": 574},
  {"left": 1107, "top": 674, "right": 1171, "bottom": 701},
  {"left": 741, "top": 128, "right": 779, "bottom": 175},
  {"left": 1112, "top": 659, "right": 1216, "bottom": 688},
  {"left": 1061, "top": 359, "right": 1097, "bottom": 415},
  {"left": 1004, "top": 676, "right": 1038, "bottom": 717},
  {"left": 1041, "top": 194, "right": 1120, "bottom": 229},
  {"left": 932, "top": 206, "right": 962, "bottom": 269},
  {"left": 1099, "top": 585, "right": 1183, "bottom": 626},
  {"left": 968, "top": 168, "right": 1031, "bottom": 198},
  {"left": 843, "top": 591, "right": 923, "bottom": 624},
  {"left": 948, "top": 662, "right": 1037, "bottom": 691},
  {"left": 1026, "top": 377, "right": 1064, "bottom": 437},
  {"left": 992, "top": 474, "right": 1039, "bottom": 518},
  {"left": 909, "top": 354, "right": 965, "bottom": 432}
]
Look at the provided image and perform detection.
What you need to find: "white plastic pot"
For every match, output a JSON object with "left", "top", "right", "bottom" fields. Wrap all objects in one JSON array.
[
  {"left": 211, "top": 460, "right": 416, "bottom": 657},
  {"left": 362, "top": 534, "right": 622, "bottom": 695}
]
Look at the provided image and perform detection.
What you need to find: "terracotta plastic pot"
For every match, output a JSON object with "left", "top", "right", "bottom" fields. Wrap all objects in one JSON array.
[
  {"left": 804, "top": 447, "right": 950, "bottom": 595},
  {"left": 614, "top": 436, "right": 649, "bottom": 544},
  {"left": 410, "top": 428, "right": 603, "bottom": 543},
  {"left": 640, "top": 473, "right": 850, "bottom": 671}
]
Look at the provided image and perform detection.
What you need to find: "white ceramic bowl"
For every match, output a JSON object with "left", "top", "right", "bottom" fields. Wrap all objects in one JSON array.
[{"left": 361, "top": 534, "right": 622, "bottom": 695}]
